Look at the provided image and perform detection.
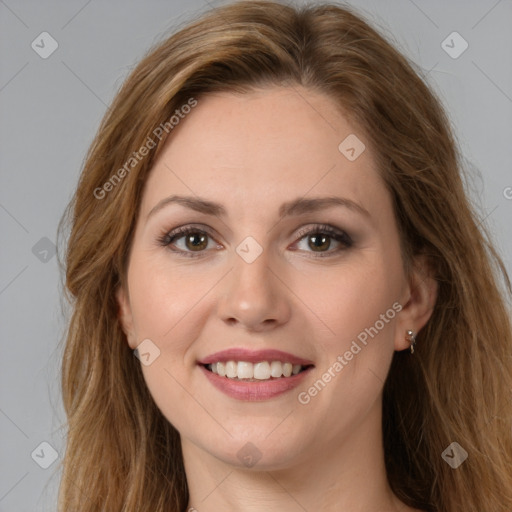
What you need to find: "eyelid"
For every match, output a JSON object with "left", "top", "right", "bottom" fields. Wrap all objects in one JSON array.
[
  {"left": 295, "top": 223, "right": 343, "bottom": 240},
  {"left": 160, "top": 223, "right": 216, "bottom": 238}
]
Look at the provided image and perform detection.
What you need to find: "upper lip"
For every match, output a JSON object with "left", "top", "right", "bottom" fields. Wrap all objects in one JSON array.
[{"left": 198, "top": 348, "right": 314, "bottom": 366}]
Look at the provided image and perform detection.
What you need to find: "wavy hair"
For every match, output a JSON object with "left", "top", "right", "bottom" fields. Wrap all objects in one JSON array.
[{"left": 56, "top": 1, "right": 512, "bottom": 510}]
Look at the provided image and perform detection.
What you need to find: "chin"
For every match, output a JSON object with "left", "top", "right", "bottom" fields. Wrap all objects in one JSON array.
[{"left": 193, "top": 427, "right": 310, "bottom": 471}]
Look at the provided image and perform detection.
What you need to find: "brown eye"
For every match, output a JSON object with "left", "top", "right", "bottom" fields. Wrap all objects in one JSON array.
[
  {"left": 307, "top": 233, "right": 332, "bottom": 252},
  {"left": 183, "top": 232, "right": 208, "bottom": 251}
]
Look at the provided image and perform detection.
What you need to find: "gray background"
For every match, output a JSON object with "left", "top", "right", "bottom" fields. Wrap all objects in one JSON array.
[{"left": 0, "top": 0, "right": 511, "bottom": 510}]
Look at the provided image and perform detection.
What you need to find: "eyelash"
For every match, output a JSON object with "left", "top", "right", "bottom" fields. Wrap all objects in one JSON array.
[{"left": 157, "top": 223, "right": 353, "bottom": 259}]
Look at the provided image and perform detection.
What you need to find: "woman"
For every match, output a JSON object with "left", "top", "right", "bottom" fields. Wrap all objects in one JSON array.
[{"left": 57, "top": 1, "right": 512, "bottom": 510}]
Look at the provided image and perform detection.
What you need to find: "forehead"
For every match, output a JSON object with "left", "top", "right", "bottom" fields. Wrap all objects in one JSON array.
[{"left": 141, "top": 86, "right": 386, "bottom": 217}]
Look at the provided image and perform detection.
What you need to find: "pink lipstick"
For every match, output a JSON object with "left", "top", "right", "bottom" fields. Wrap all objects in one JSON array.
[{"left": 198, "top": 348, "right": 314, "bottom": 401}]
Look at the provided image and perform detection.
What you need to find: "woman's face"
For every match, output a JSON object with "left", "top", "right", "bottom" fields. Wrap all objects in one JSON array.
[{"left": 117, "top": 86, "right": 426, "bottom": 470}]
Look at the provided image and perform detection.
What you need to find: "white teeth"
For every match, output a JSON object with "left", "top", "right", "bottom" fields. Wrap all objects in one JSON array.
[
  {"left": 217, "top": 361, "right": 226, "bottom": 377},
  {"left": 282, "top": 362, "right": 292, "bottom": 377},
  {"left": 237, "top": 361, "right": 253, "bottom": 379},
  {"left": 225, "top": 361, "right": 237, "bottom": 378},
  {"left": 207, "top": 360, "right": 305, "bottom": 380},
  {"left": 253, "top": 362, "right": 271, "bottom": 380},
  {"left": 270, "top": 361, "right": 283, "bottom": 378}
]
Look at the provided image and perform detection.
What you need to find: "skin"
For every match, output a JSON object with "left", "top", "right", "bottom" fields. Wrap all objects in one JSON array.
[{"left": 117, "top": 86, "right": 437, "bottom": 511}]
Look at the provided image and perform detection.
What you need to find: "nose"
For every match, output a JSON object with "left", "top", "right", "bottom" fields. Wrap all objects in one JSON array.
[{"left": 216, "top": 245, "right": 292, "bottom": 333}]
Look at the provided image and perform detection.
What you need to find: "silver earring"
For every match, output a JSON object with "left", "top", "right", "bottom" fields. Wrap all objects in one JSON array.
[{"left": 406, "top": 330, "right": 416, "bottom": 354}]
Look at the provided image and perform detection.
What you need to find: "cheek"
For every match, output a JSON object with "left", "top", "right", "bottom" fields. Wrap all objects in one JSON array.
[
  {"left": 296, "top": 256, "right": 403, "bottom": 417},
  {"left": 127, "top": 252, "right": 208, "bottom": 343},
  {"left": 125, "top": 254, "right": 216, "bottom": 432},
  {"left": 294, "top": 254, "right": 402, "bottom": 350},
  {"left": 294, "top": 261, "right": 401, "bottom": 421}
]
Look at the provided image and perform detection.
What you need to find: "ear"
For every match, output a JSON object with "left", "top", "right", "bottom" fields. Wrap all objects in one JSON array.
[
  {"left": 395, "top": 254, "right": 438, "bottom": 351},
  {"left": 115, "top": 285, "right": 137, "bottom": 349}
]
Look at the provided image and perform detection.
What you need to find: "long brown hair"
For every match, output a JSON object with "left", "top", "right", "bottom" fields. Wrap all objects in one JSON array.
[{"left": 57, "top": 1, "right": 512, "bottom": 510}]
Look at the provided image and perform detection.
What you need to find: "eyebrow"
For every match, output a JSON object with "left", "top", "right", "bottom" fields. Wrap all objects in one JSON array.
[{"left": 146, "top": 194, "right": 370, "bottom": 222}]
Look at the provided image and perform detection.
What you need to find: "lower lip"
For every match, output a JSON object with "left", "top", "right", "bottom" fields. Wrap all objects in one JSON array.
[{"left": 199, "top": 365, "right": 313, "bottom": 401}]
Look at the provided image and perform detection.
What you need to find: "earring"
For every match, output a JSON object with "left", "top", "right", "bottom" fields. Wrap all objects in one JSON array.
[{"left": 406, "top": 330, "right": 416, "bottom": 354}]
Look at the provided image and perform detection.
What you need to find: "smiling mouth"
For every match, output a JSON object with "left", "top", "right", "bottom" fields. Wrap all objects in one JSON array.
[{"left": 202, "top": 360, "right": 313, "bottom": 381}]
